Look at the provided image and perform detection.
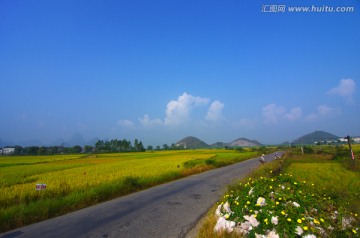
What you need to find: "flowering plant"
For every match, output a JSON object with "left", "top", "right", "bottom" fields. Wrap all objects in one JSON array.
[{"left": 214, "top": 172, "right": 359, "bottom": 237}]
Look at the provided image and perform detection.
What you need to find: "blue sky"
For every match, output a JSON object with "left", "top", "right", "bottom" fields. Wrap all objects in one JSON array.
[{"left": 0, "top": 0, "right": 359, "bottom": 147}]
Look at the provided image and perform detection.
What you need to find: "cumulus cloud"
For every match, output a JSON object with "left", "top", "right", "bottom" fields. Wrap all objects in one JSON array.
[
  {"left": 262, "top": 104, "right": 286, "bottom": 124},
  {"left": 262, "top": 104, "right": 303, "bottom": 124},
  {"left": 205, "top": 100, "right": 224, "bottom": 122},
  {"left": 164, "top": 92, "right": 210, "bottom": 126},
  {"left": 284, "top": 107, "right": 303, "bottom": 121},
  {"left": 139, "top": 114, "right": 163, "bottom": 126},
  {"left": 304, "top": 105, "right": 340, "bottom": 121},
  {"left": 118, "top": 119, "right": 135, "bottom": 128},
  {"left": 327, "top": 78, "right": 356, "bottom": 102}
]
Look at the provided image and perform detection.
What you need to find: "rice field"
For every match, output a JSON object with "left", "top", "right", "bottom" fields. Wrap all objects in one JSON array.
[{"left": 0, "top": 149, "right": 260, "bottom": 233}]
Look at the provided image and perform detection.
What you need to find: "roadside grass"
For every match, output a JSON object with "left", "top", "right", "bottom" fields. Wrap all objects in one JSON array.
[
  {"left": 198, "top": 147, "right": 360, "bottom": 237},
  {"left": 0, "top": 149, "right": 264, "bottom": 233}
]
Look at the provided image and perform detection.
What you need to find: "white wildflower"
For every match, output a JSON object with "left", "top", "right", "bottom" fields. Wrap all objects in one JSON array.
[
  {"left": 223, "top": 201, "right": 232, "bottom": 214},
  {"left": 248, "top": 187, "right": 254, "bottom": 195},
  {"left": 271, "top": 216, "right": 278, "bottom": 225},
  {"left": 240, "top": 221, "right": 252, "bottom": 231},
  {"left": 295, "top": 226, "right": 303, "bottom": 235},
  {"left": 292, "top": 201, "right": 300, "bottom": 207},
  {"left": 256, "top": 197, "right": 266, "bottom": 206},
  {"left": 214, "top": 217, "right": 236, "bottom": 232},
  {"left": 303, "top": 235, "right": 316, "bottom": 238},
  {"left": 215, "top": 204, "right": 222, "bottom": 217},
  {"left": 244, "top": 215, "right": 260, "bottom": 227},
  {"left": 267, "top": 230, "right": 279, "bottom": 238},
  {"left": 255, "top": 234, "right": 265, "bottom": 238}
]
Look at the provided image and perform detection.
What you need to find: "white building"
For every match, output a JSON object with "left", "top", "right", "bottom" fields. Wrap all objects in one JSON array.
[{"left": 3, "top": 147, "right": 15, "bottom": 155}]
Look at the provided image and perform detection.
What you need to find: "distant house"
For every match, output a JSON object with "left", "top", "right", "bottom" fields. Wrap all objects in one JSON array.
[
  {"left": 3, "top": 147, "right": 15, "bottom": 155},
  {"left": 0, "top": 149, "right": 2, "bottom": 154},
  {"left": 339, "top": 136, "right": 360, "bottom": 144}
]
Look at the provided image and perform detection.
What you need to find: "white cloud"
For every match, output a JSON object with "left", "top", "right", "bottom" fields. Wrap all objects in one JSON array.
[
  {"left": 139, "top": 114, "right": 163, "bottom": 126},
  {"left": 262, "top": 104, "right": 286, "bottom": 124},
  {"left": 164, "top": 92, "right": 210, "bottom": 126},
  {"left": 205, "top": 100, "right": 224, "bottom": 122},
  {"left": 327, "top": 78, "right": 356, "bottom": 102},
  {"left": 118, "top": 119, "right": 135, "bottom": 128},
  {"left": 304, "top": 105, "right": 340, "bottom": 121},
  {"left": 263, "top": 104, "right": 303, "bottom": 124},
  {"left": 284, "top": 107, "right": 303, "bottom": 121}
]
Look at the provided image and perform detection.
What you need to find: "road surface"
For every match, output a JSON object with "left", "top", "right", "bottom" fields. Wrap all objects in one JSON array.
[{"left": 0, "top": 152, "right": 281, "bottom": 238}]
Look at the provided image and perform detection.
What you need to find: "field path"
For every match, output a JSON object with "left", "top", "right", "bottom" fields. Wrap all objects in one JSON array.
[{"left": 0, "top": 153, "right": 281, "bottom": 238}]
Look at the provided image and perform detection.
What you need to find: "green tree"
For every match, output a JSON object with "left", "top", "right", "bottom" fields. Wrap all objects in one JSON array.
[
  {"left": 83, "top": 145, "right": 93, "bottom": 153},
  {"left": 38, "top": 146, "right": 47, "bottom": 155},
  {"left": 71, "top": 145, "right": 82, "bottom": 154}
]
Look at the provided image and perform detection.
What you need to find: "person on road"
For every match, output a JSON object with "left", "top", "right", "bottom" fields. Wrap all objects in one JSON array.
[{"left": 260, "top": 154, "right": 266, "bottom": 163}]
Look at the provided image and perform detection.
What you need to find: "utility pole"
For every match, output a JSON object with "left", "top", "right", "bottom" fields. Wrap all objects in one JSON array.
[{"left": 345, "top": 135, "right": 355, "bottom": 170}]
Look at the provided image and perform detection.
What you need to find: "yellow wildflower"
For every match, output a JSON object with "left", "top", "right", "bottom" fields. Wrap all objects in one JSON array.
[
  {"left": 297, "top": 219, "right": 302, "bottom": 224},
  {"left": 303, "top": 226, "right": 308, "bottom": 231}
]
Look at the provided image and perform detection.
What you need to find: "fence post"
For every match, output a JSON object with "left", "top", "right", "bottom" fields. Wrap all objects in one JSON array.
[{"left": 345, "top": 135, "right": 355, "bottom": 170}]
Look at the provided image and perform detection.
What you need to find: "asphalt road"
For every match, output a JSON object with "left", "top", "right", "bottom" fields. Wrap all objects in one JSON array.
[{"left": 0, "top": 152, "right": 281, "bottom": 238}]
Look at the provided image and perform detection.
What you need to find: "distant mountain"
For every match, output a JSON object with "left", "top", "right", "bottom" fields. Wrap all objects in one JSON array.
[
  {"left": 65, "top": 133, "right": 86, "bottom": 147},
  {"left": 176, "top": 136, "right": 263, "bottom": 149},
  {"left": 228, "top": 138, "right": 262, "bottom": 147},
  {"left": 86, "top": 137, "right": 100, "bottom": 146},
  {"left": 292, "top": 130, "right": 339, "bottom": 145},
  {"left": 176, "top": 136, "right": 209, "bottom": 149}
]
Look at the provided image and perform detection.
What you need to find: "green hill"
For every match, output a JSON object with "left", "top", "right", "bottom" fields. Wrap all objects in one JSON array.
[
  {"left": 292, "top": 130, "right": 339, "bottom": 145},
  {"left": 175, "top": 136, "right": 209, "bottom": 149}
]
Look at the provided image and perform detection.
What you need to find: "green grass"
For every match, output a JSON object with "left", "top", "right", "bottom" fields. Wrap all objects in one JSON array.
[
  {"left": 198, "top": 146, "right": 360, "bottom": 237},
  {"left": 0, "top": 149, "right": 263, "bottom": 233}
]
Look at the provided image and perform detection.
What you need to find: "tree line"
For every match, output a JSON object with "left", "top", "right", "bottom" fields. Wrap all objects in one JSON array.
[
  {"left": 1, "top": 139, "right": 190, "bottom": 156},
  {"left": 94, "top": 139, "right": 145, "bottom": 152}
]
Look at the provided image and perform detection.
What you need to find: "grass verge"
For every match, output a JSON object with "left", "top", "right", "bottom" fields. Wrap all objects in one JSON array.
[{"left": 197, "top": 148, "right": 360, "bottom": 237}]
